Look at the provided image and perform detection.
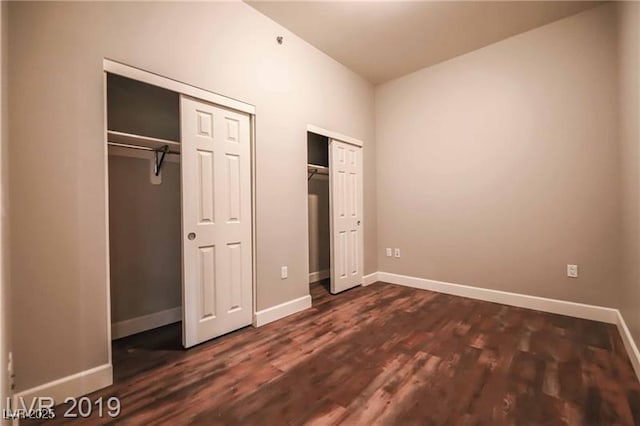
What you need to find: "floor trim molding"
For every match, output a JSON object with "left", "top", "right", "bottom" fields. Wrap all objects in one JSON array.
[
  {"left": 12, "top": 363, "right": 112, "bottom": 407},
  {"left": 111, "top": 306, "right": 181, "bottom": 340},
  {"left": 309, "top": 269, "right": 330, "bottom": 283},
  {"left": 363, "top": 272, "right": 379, "bottom": 286},
  {"left": 378, "top": 272, "right": 618, "bottom": 323},
  {"left": 615, "top": 311, "right": 640, "bottom": 380},
  {"left": 255, "top": 295, "right": 312, "bottom": 327},
  {"left": 375, "top": 271, "right": 640, "bottom": 381}
]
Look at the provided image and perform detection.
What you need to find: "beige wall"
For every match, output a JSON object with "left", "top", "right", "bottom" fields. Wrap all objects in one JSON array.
[
  {"left": 375, "top": 4, "right": 621, "bottom": 307},
  {"left": 108, "top": 155, "right": 181, "bottom": 323},
  {"left": 0, "top": 0, "right": 10, "bottom": 414},
  {"left": 618, "top": 1, "right": 640, "bottom": 346},
  {"left": 308, "top": 175, "right": 330, "bottom": 275},
  {"left": 12, "top": 0, "right": 632, "bottom": 399},
  {"left": 8, "top": 2, "right": 376, "bottom": 392}
]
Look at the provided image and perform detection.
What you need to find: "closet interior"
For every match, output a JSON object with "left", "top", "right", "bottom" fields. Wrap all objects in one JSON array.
[
  {"left": 307, "top": 132, "right": 331, "bottom": 294},
  {"left": 106, "top": 73, "right": 183, "bottom": 358}
]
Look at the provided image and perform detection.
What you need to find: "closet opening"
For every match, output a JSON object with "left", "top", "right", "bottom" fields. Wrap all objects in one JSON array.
[
  {"left": 307, "top": 131, "right": 331, "bottom": 301},
  {"left": 104, "top": 60, "right": 257, "bottom": 379},
  {"left": 106, "top": 73, "right": 183, "bottom": 380},
  {"left": 307, "top": 124, "right": 364, "bottom": 298}
]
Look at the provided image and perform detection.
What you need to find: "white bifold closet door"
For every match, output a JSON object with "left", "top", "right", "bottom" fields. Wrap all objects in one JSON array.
[
  {"left": 181, "top": 95, "right": 252, "bottom": 348},
  {"left": 330, "top": 139, "right": 364, "bottom": 294}
]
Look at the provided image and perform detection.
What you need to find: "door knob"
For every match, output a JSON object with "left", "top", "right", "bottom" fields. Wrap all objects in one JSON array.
[
  {"left": 188, "top": 232, "right": 196, "bottom": 240},
  {"left": 357, "top": 220, "right": 361, "bottom": 226}
]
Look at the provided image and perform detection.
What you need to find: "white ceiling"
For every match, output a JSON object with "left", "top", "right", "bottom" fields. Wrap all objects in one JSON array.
[{"left": 247, "top": 1, "right": 602, "bottom": 84}]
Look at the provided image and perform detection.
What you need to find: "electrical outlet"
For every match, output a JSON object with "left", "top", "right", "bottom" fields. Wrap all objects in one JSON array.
[
  {"left": 281, "top": 266, "right": 288, "bottom": 279},
  {"left": 394, "top": 248, "right": 401, "bottom": 258},
  {"left": 385, "top": 248, "right": 392, "bottom": 257},
  {"left": 567, "top": 264, "right": 578, "bottom": 278}
]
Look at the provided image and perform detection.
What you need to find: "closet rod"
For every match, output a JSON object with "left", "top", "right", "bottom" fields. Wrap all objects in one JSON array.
[
  {"left": 107, "top": 141, "right": 180, "bottom": 155},
  {"left": 307, "top": 166, "right": 329, "bottom": 181}
]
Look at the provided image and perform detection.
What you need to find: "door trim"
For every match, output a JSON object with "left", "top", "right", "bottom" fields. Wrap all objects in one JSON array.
[
  {"left": 306, "top": 124, "right": 363, "bottom": 148},
  {"left": 103, "top": 61, "right": 257, "bottom": 380},
  {"left": 103, "top": 59, "right": 256, "bottom": 115}
]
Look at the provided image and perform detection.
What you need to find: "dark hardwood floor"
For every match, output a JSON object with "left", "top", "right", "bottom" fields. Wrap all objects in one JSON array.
[{"left": 33, "top": 281, "right": 640, "bottom": 425}]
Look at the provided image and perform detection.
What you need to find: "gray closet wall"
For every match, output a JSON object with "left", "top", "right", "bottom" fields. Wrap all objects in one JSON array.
[
  {"left": 308, "top": 176, "right": 330, "bottom": 277},
  {"left": 108, "top": 156, "right": 181, "bottom": 323}
]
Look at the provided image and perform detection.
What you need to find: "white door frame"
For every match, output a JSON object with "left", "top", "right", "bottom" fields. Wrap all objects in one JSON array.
[
  {"left": 305, "top": 124, "right": 364, "bottom": 292},
  {"left": 102, "top": 60, "right": 257, "bottom": 382},
  {"left": 307, "top": 124, "right": 363, "bottom": 148}
]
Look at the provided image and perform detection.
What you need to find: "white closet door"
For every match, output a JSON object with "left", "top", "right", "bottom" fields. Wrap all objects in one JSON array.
[
  {"left": 330, "top": 139, "right": 363, "bottom": 294},
  {"left": 181, "top": 95, "right": 252, "bottom": 348}
]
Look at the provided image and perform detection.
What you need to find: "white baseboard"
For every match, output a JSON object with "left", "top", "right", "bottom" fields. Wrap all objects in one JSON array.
[
  {"left": 362, "top": 272, "right": 379, "bottom": 286},
  {"left": 615, "top": 311, "right": 640, "bottom": 380},
  {"left": 377, "top": 272, "right": 618, "bottom": 323},
  {"left": 111, "top": 306, "right": 181, "bottom": 340},
  {"left": 309, "top": 269, "right": 330, "bottom": 283},
  {"left": 12, "top": 363, "right": 112, "bottom": 407},
  {"left": 255, "top": 295, "right": 312, "bottom": 327},
  {"left": 374, "top": 271, "right": 640, "bottom": 381}
]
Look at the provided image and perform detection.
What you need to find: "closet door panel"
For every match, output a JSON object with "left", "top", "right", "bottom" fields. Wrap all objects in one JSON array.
[
  {"left": 227, "top": 242, "right": 243, "bottom": 313},
  {"left": 226, "top": 154, "right": 241, "bottom": 223},
  {"left": 197, "top": 150, "right": 215, "bottom": 224},
  {"left": 182, "top": 95, "right": 252, "bottom": 348},
  {"left": 198, "top": 245, "right": 217, "bottom": 320}
]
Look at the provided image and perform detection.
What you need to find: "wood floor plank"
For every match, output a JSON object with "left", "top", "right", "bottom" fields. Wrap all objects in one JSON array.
[{"left": 24, "top": 280, "right": 640, "bottom": 425}]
